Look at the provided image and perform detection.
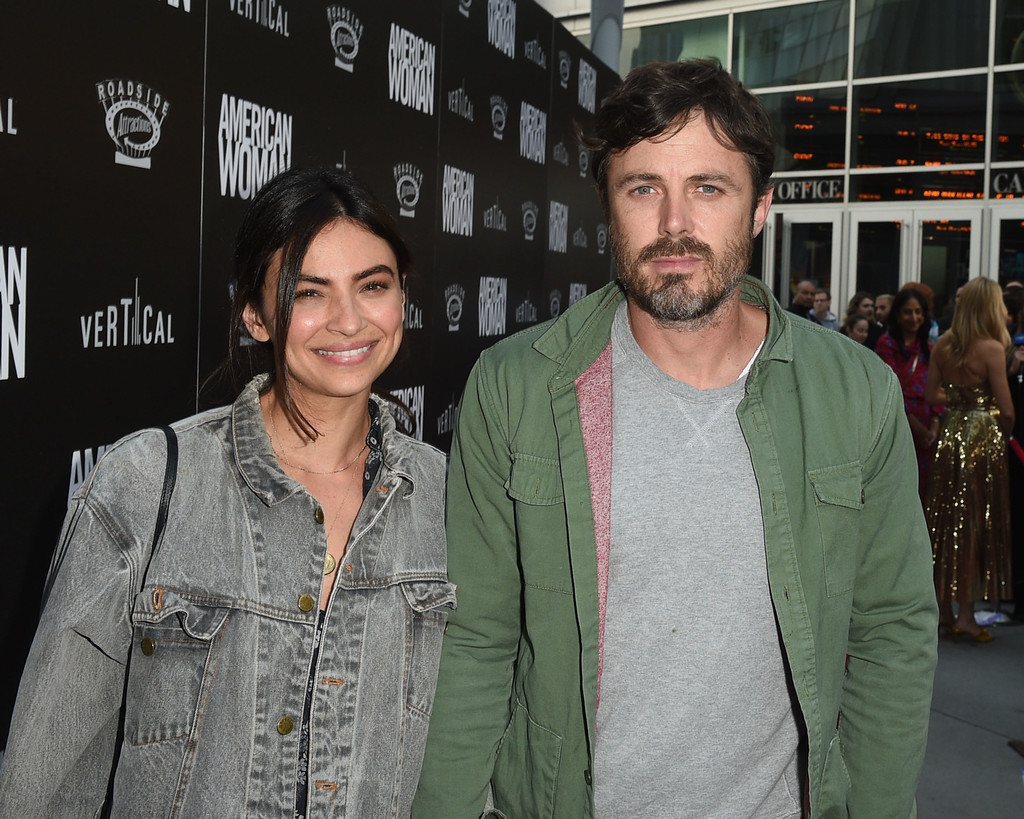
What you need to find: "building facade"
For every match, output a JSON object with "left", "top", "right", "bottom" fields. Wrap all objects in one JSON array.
[{"left": 555, "top": 0, "right": 1024, "bottom": 320}]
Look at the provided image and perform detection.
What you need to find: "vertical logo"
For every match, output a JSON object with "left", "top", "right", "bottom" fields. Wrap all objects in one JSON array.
[
  {"left": 68, "top": 444, "right": 111, "bottom": 507},
  {"left": 478, "top": 277, "right": 508, "bottom": 337},
  {"left": 484, "top": 198, "right": 507, "bottom": 232},
  {"left": 232, "top": 0, "right": 288, "bottom": 35},
  {"left": 558, "top": 50, "right": 571, "bottom": 89},
  {"left": 442, "top": 165, "right": 474, "bottom": 237},
  {"left": 515, "top": 293, "right": 537, "bottom": 324},
  {"left": 524, "top": 36, "right": 547, "bottom": 68},
  {"left": 573, "top": 227, "right": 588, "bottom": 250},
  {"left": 458, "top": 0, "right": 472, "bottom": 18},
  {"left": 391, "top": 385, "right": 425, "bottom": 440},
  {"left": 549, "top": 201, "right": 568, "bottom": 253},
  {"left": 447, "top": 80, "right": 474, "bottom": 121},
  {"left": 95, "top": 80, "right": 170, "bottom": 169},
  {"left": 160, "top": 0, "right": 191, "bottom": 10},
  {"left": 1, "top": 97, "right": 17, "bottom": 136},
  {"left": 445, "top": 284, "right": 466, "bottom": 331},
  {"left": 578, "top": 59, "right": 597, "bottom": 113},
  {"left": 393, "top": 163, "right": 423, "bottom": 218},
  {"left": 490, "top": 95, "right": 508, "bottom": 140},
  {"left": 521, "top": 201, "right": 539, "bottom": 241},
  {"left": 1, "top": 245, "right": 27, "bottom": 381},
  {"left": 404, "top": 298, "right": 423, "bottom": 329},
  {"left": 218, "top": 94, "right": 293, "bottom": 200},
  {"left": 569, "top": 283, "right": 588, "bottom": 305},
  {"left": 388, "top": 23, "right": 436, "bottom": 116},
  {"left": 552, "top": 141, "right": 569, "bottom": 167},
  {"left": 80, "top": 279, "right": 175, "bottom": 349},
  {"left": 436, "top": 393, "right": 460, "bottom": 436},
  {"left": 327, "top": 6, "right": 362, "bottom": 71},
  {"left": 519, "top": 102, "right": 546, "bottom": 164},
  {"left": 488, "top": 0, "right": 516, "bottom": 59}
]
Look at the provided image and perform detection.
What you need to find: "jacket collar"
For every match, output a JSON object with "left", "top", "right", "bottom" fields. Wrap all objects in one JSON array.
[
  {"left": 532, "top": 276, "right": 794, "bottom": 380},
  {"left": 231, "top": 376, "right": 412, "bottom": 507}
]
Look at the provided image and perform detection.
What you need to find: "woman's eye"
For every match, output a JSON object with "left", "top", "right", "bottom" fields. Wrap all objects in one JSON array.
[{"left": 295, "top": 288, "right": 319, "bottom": 299}]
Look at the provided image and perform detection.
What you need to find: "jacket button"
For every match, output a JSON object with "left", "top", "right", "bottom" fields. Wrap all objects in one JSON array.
[
  {"left": 277, "top": 716, "right": 294, "bottom": 735},
  {"left": 140, "top": 638, "right": 156, "bottom": 656},
  {"left": 298, "top": 594, "right": 315, "bottom": 612},
  {"left": 584, "top": 768, "right": 593, "bottom": 785},
  {"left": 313, "top": 507, "right": 325, "bottom": 524}
]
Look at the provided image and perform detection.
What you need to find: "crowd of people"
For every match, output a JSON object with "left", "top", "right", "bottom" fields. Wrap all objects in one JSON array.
[{"left": 790, "top": 275, "right": 1022, "bottom": 641}]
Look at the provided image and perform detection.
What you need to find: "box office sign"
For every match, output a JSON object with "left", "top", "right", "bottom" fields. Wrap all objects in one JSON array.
[{"left": 773, "top": 177, "right": 844, "bottom": 204}]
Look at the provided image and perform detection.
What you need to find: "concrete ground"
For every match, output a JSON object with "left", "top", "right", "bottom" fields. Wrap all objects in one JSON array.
[{"left": 917, "top": 612, "right": 1024, "bottom": 817}]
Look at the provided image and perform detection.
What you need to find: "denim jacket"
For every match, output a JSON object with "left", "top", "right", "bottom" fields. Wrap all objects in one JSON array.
[
  {"left": 0, "top": 377, "right": 455, "bottom": 818},
  {"left": 413, "top": 278, "right": 937, "bottom": 819}
]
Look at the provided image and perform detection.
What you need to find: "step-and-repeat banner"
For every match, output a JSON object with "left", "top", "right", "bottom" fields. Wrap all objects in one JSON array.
[{"left": 0, "top": 0, "right": 618, "bottom": 744}]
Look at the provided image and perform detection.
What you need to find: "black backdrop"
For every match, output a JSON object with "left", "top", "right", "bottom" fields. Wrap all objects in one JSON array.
[{"left": 0, "top": 0, "right": 618, "bottom": 747}]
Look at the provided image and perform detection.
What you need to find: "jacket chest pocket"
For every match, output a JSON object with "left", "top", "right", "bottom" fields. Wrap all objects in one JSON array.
[
  {"left": 126, "top": 589, "right": 231, "bottom": 746},
  {"left": 506, "top": 453, "right": 573, "bottom": 594},
  {"left": 808, "top": 462, "right": 864, "bottom": 598}
]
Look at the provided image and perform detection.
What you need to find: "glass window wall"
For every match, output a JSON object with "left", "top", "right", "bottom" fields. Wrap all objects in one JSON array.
[
  {"left": 996, "top": 0, "right": 1024, "bottom": 65},
  {"left": 733, "top": 0, "right": 848, "bottom": 88},
  {"left": 623, "top": 16, "right": 728, "bottom": 78},
  {"left": 854, "top": 0, "right": 989, "bottom": 77},
  {"left": 760, "top": 87, "right": 847, "bottom": 172}
]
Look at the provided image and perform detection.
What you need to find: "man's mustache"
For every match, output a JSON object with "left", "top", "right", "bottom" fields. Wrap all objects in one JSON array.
[{"left": 635, "top": 236, "right": 714, "bottom": 265}]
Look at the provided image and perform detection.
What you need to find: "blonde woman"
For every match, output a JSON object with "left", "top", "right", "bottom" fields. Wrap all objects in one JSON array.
[{"left": 924, "top": 277, "right": 1014, "bottom": 641}]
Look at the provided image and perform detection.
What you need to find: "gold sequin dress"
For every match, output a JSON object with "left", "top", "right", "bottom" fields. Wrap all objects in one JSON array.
[{"left": 926, "top": 381, "right": 1011, "bottom": 602}]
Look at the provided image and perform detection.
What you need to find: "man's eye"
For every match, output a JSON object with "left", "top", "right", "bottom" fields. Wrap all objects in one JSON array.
[
  {"left": 697, "top": 184, "right": 719, "bottom": 194},
  {"left": 634, "top": 185, "right": 654, "bottom": 195}
]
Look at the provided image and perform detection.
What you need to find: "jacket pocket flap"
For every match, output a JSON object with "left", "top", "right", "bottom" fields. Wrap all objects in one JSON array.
[
  {"left": 506, "top": 453, "right": 564, "bottom": 505},
  {"left": 401, "top": 579, "right": 457, "bottom": 612},
  {"left": 808, "top": 462, "right": 864, "bottom": 510},
  {"left": 133, "top": 588, "right": 231, "bottom": 640}
]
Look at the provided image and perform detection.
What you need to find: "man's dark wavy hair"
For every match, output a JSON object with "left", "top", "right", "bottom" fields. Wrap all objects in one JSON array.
[{"left": 579, "top": 59, "right": 775, "bottom": 201}]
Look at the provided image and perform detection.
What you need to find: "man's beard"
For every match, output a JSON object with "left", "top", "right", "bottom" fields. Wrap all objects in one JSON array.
[{"left": 613, "top": 231, "right": 753, "bottom": 330}]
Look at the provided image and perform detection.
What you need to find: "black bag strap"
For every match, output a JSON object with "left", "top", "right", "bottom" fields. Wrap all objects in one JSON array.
[{"left": 102, "top": 424, "right": 177, "bottom": 817}]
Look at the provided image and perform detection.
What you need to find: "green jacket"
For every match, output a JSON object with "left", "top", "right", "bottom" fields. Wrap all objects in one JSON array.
[{"left": 414, "top": 279, "right": 937, "bottom": 819}]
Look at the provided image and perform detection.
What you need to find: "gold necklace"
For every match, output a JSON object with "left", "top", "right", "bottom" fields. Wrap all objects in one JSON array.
[
  {"left": 269, "top": 411, "right": 368, "bottom": 475},
  {"left": 323, "top": 471, "right": 360, "bottom": 576}
]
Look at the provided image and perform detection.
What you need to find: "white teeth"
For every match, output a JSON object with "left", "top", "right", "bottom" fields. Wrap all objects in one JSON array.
[{"left": 317, "top": 344, "right": 372, "bottom": 358}]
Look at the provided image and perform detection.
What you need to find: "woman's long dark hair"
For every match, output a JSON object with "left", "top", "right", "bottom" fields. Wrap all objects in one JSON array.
[
  {"left": 228, "top": 166, "right": 412, "bottom": 440},
  {"left": 886, "top": 288, "right": 932, "bottom": 363}
]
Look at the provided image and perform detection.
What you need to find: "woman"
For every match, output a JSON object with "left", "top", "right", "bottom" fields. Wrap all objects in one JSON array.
[
  {"left": 845, "top": 290, "right": 882, "bottom": 348},
  {"left": 876, "top": 288, "right": 942, "bottom": 501},
  {"left": 0, "top": 167, "right": 454, "bottom": 817},
  {"left": 925, "top": 278, "right": 1014, "bottom": 641},
  {"left": 839, "top": 313, "right": 871, "bottom": 345}
]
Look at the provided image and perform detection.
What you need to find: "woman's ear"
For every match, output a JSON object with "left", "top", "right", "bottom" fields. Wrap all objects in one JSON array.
[{"left": 242, "top": 302, "right": 272, "bottom": 342}]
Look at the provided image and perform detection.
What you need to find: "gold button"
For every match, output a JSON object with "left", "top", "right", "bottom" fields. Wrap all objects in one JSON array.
[
  {"left": 313, "top": 507, "right": 325, "bottom": 524},
  {"left": 277, "top": 716, "right": 294, "bottom": 735},
  {"left": 298, "top": 594, "right": 315, "bottom": 612},
  {"left": 140, "top": 638, "right": 156, "bottom": 656}
]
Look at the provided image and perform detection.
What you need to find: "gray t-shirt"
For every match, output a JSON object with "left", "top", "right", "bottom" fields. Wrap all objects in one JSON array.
[{"left": 594, "top": 302, "right": 801, "bottom": 818}]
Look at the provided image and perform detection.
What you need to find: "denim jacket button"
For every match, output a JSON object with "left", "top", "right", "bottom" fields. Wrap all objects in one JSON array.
[
  {"left": 298, "top": 594, "right": 316, "bottom": 612},
  {"left": 277, "top": 716, "right": 294, "bottom": 735},
  {"left": 140, "top": 638, "right": 156, "bottom": 656},
  {"left": 313, "top": 507, "right": 325, "bottom": 524}
]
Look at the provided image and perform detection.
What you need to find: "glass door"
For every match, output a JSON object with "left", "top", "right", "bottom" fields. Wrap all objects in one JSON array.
[
  {"left": 849, "top": 208, "right": 980, "bottom": 325},
  {"left": 989, "top": 207, "right": 1024, "bottom": 287},
  {"left": 774, "top": 210, "right": 843, "bottom": 310}
]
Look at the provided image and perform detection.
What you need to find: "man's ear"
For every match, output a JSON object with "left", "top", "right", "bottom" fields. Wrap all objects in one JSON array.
[
  {"left": 752, "top": 186, "right": 774, "bottom": 238},
  {"left": 242, "top": 302, "right": 271, "bottom": 342}
]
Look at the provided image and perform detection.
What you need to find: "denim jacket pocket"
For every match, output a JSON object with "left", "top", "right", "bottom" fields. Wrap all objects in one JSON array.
[
  {"left": 808, "top": 462, "right": 864, "bottom": 597},
  {"left": 401, "top": 580, "right": 456, "bottom": 718},
  {"left": 125, "top": 589, "right": 231, "bottom": 746}
]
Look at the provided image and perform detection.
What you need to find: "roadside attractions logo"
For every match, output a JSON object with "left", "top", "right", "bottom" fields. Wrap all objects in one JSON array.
[
  {"left": 327, "top": 6, "right": 362, "bottom": 72},
  {"left": 393, "top": 163, "right": 423, "bottom": 218},
  {"left": 96, "top": 79, "right": 169, "bottom": 169}
]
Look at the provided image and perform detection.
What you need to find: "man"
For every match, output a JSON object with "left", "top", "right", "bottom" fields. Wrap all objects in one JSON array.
[
  {"left": 414, "top": 60, "right": 937, "bottom": 819},
  {"left": 788, "top": 278, "right": 821, "bottom": 322},
  {"left": 813, "top": 287, "right": 840, "bottom": 329},
  {"left": 875, "top": 293, "right": 894, "bottom": 326}
]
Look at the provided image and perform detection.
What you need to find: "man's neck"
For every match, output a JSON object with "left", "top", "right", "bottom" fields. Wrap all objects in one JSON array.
[{"left": 625, "top": 292, "right": 768, "bottom": 390}]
